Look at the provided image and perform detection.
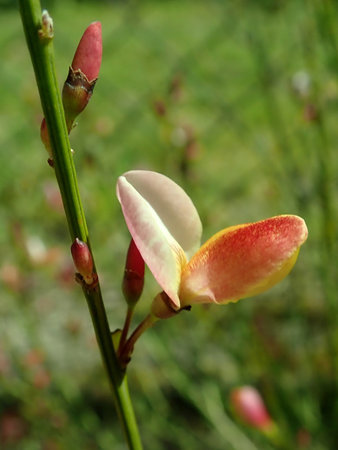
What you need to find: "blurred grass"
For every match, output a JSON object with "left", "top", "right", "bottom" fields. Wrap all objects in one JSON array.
[{"left": 0, "top": 0, "right": 337, "bottom": 448}]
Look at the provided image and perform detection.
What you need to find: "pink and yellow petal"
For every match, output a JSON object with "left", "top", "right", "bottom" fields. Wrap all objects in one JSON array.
[
  {"left": 179, "top": 215, "right": 308, "bottom": 306},
  {"left": 117, "top": 174, "right": 187, "bottom": 308},
  {"left": 120, "top": 171, "right": 202, "bottom": 258}
]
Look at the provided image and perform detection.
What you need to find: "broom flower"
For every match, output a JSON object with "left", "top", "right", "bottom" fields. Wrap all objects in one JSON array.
[{"left": 116, "top": 170, "right": 308, "bottom": 318}]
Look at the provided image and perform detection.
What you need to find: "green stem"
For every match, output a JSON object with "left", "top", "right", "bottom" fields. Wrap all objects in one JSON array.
[{"left": 19, "top": 2, "right": 142, "bottom": 448}]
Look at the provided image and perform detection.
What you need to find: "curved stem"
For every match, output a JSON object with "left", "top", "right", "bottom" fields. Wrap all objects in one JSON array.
[
  {"left": 118, "top": 306, "right": 135, "bottom": 355},
  {"left": 120, "top": 314, "right": 158, "bottom": 367},
  {"left": 19, "top": 2, "right": 142, "bottom": 448}
]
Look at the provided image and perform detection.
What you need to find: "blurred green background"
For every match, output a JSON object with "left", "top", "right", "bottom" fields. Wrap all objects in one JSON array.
[{"left": 1, "top": 0, "right": 337, "bottom": 448}]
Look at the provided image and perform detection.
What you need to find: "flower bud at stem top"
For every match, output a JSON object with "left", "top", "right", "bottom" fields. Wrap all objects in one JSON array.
[
  {"left": 122, "top": 239, "right": 145, "bottom": 307},
  {"left": 71, "top": 21, "right": 102, "bottom": 83},
  {"left": 38, "top": 10, "right": 54, "bottom": 41},
  {"left": 62, "top": 22, "right": 102, "bottom": 130},
  {"left": 71, "top": 238, "right": 94, "bottom": 285}
]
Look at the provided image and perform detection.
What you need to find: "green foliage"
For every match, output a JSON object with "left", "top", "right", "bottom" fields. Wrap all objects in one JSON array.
[{"left": 0, "top": 0, "right": 337, "bottom": 448}]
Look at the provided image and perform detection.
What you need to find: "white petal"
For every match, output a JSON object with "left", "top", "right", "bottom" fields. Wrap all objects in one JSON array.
[
  {"left": 120, "top": 170, "right": 202, "bottom": 258},
  {"left": 117, "top": 173, "right": 189, "bottom": 308}
]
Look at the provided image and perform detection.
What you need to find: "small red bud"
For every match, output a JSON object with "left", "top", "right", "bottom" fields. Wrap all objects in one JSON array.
[
  {"left": 71, "top": 21, "right": 102, "bottom": 82},
  {"left": 122, "top": 239, "right": 145, "bottom": 306},
  {"left": 62, "top": 22, "right": 102, "bottom": 130},
  {"left": 40, "top": 118, "right": 53, "bottom": 158},
  {"left": 230, "top": 386, "right": 273, "bottom": 431},
  {"left": 71, "top": 238, "right": 94, "bottom": 285}
]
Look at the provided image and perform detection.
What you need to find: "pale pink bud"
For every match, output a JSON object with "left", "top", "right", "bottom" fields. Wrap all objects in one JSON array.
[
  {"left": 230, "top": 386, "right": 273, "bottom": 431},
  {"left": 122, "top": 239, "right": 145, "bottom": 306},
  {"left": 71, "top": 238, "right": 94, "bottom": 284}
]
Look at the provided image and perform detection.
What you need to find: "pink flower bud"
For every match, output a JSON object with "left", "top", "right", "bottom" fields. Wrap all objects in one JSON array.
[
  {"left": 230, "top": 386, "right": 273, "bottom": 431},
  {"left": 122, "top": 239, "right": 145, "bottom": 306},
  {"left": 62, "top": 22, "right": 102, "bottom": 129},
  {"left": 71, "top": 21, "right": 102, "bottom": 82},
  {"left": 71, "top": 238, "right": 94, "bottom": 285}
]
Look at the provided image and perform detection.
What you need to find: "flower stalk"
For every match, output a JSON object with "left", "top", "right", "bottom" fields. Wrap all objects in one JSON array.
[
  {"left": 19, "top": 1, "right": 142, "bottom": 448},
  {"left": 118, "top": 314, "right": 158, "bottom": 369}
]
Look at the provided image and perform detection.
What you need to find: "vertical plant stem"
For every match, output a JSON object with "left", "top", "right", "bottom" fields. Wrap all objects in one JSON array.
[{"left": 19, "top": 1, "right": 142, "bottom": 448}]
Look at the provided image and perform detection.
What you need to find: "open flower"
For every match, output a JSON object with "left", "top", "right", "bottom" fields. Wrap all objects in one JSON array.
[{"left": 116, "top": 170, "right": 308, "bottom": 316}]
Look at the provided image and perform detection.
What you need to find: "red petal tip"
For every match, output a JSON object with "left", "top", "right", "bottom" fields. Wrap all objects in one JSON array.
[{"left": 71, "top": 22, "right": 102, "bottom": 81}]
